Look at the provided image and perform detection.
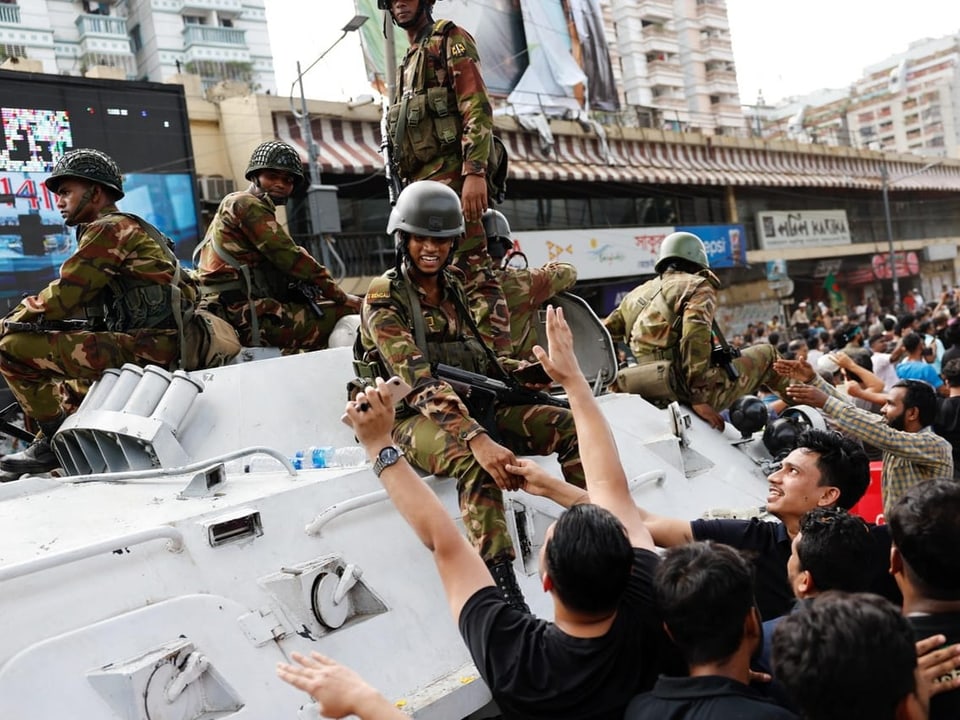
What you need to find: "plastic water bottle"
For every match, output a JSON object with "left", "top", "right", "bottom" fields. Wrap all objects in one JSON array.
[{"left": 333, "top": 446, "right": 368, "bottom": 468}]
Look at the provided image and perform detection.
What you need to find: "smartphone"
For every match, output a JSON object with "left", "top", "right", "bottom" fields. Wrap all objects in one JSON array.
[
  {"left": 512, "top": 362, "right": 552, "bottom": 385},
  {"left": 341, "top": 376, "right": 413, "bottom": 426}
]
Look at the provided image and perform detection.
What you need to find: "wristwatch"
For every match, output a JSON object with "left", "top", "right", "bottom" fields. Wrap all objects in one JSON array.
[{"left": 373, "top": 445, "right": 402, "bottom": 478}]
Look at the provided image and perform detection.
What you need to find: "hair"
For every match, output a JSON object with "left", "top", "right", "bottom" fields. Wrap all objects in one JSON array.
[
  {"left": 834, "top": 323, "right": 861, "bottom": 349},
  {"left": 545, "top": 504, "right": 633, "bottom": 614},
  {"left": 891, "top": 379, "right": 939, "bottom": 427},
  {"left": 772, "top": 592, "right": 918, "bottom": 720},
  {"left": 807, "top": 333, "right": 821, "bottom": 350},
  {"left": 918, "top": 319, "right": 933, "bottom": 335},
  {"left": 768, "top": 331, "right": 781, "bottom": 346},
  {"left": 797, "top": 428, "right": 870, "bottom": 509},
  {"left": 787, "top": 338, "right": 808, "bottom": 354},
  {"left": 654, "top": 542, "right": 755, "bottom": 666},
  {"left": 943, "top": 357, "right": 960, "bottom": 387},
  {"left": 901, "top": 332, "right": 922, "bottom": 354},
  {"left": 867, "top": 333, "right": 886, "bottom": 349},
  {"left": 888, "top": 479, "right": 960, "bottom": 601},
  {"left": 883, "top": 316, "right": 896, "bottom": 332},
  {"left": 796, "top": 508, "right": 874, "bottom": 593},
  {"left": 897, "top": 313, "right": 917, "bottom": 334}
]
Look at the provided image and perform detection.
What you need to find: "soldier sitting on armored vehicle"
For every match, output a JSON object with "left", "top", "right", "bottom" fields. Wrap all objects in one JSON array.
[
  {"left": 0, "top": 149, "right": 200, "bottom": 475},
  {"left": 195, "top": 140, "right": 361, "bottom": 352},
  {"left": 346, "top": 306, "right": 670, "bottom": 719},
  {"left": 513, "top": 427, "right": 885, "bottom": 621},
  {"left": 604, "top": 231, "right": 793, "bottom": 431},
  {"left": 483, "top": 209, "right": 578, "bottom": 363},
  {"left": 356, "top": 181, "right": 585, "bottom": 613}
]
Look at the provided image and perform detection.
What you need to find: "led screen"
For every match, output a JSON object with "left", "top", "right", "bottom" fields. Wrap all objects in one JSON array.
[{"left": 0, "top": 71, "right": 199, "bottom": 305}]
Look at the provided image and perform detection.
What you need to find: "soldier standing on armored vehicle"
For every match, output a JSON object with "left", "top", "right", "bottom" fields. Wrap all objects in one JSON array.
[
  {"left": 0, "top": 149, "right": 199, "bottom": 474},
  {"left": 196, "top": 140, "right": 361, "bottom": 351},
  {"left": 604, "top": 231, "right": 792, "bottom": 430},
  {"left": 380, "top": 0, "right": 511, "bottom": 357},
  {"left": 356, "top": 181, "right": 584, "bottom": 612}
]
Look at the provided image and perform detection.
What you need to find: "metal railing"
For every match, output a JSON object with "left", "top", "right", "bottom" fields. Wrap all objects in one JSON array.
[
  {"left": 76, "top": 13, "right": 128, "bottom": 37},
  {"left": 0, "top": 3, "right": 20, "bottom": 24},
  {"left": 182, "top": 25, "right": 246, "bottom": 47}
]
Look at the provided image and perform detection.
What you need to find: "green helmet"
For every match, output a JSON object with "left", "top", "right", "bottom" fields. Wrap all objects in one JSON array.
[
  {"left": 388, "top": 181, "right": 464, "bottom": 238},
  {"left": 245, "top": 141, "right": 305, "bottom": 186},
  {"left": 44, "top": 148, "right": 124, "bottom": 199},
  {"left": 655, "top": 231, "right": 709, "bottom": 273}
]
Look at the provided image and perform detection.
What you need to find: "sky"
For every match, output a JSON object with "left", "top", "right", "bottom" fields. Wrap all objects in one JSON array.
[{"left": 264, "top": 0, "right": 960, "bottom": 107}]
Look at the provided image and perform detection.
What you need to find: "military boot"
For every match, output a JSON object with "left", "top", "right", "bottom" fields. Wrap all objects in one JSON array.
[
  {"left": 0, "top": 419, "right": 63, "bottom": 475},
  {"left": 488, "top": 561, "right": 531, "bottom": 614}
]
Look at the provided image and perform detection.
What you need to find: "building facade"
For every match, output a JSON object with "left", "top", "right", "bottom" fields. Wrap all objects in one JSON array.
[
  {"left": 0, "top": 0, "right": 275, "bottom": 92},
  {"left": 608, "top": 0, "right": 744, "bottom": 135}
]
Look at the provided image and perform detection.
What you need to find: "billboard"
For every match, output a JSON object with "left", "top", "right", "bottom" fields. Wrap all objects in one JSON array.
[
  {"left": 0, "top": 71, "right": 199, "bottom": 304},
  {"left": 755, "top": 209, "right": 851, "bottom": 250}
]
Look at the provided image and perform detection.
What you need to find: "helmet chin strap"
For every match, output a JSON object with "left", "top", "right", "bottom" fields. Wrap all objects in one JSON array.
[
  {"left": 251, "top": 177, "right": 289, "bottom": 206},
  {"left": 64, "top": 185, "right": 96, "bottom": 227}
]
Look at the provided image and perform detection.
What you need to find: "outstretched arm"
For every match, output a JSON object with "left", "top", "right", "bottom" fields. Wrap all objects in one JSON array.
[
  {"left": 277, "top": 652, "right": 408, "bottom": 720},
  {"left": 344, "top": 379, "right": 493, "bottom": 622},
  {"left": 533, "top": 306, "right": 654, "bottom": 550}
]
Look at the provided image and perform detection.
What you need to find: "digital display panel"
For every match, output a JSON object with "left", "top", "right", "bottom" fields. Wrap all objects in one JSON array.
[{"left": 0, "top": 71, "right": 199, "bottom": 305}]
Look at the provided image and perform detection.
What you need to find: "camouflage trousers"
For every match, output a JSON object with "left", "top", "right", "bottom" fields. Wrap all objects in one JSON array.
[
  {"left": 413, "top": 166, "right": 511, "bottom": 356},
  {"left": 394, "top": 403, "right": 585, "bottom": 565},
  {"left": 0, "top": 329, "right": 179, "bottom": 422},
  {"left": 687, "top": 344, "right": 792, "bottom": 412},
  {"left": 215, "top": 297, "right": 356, "bottom": 353}
]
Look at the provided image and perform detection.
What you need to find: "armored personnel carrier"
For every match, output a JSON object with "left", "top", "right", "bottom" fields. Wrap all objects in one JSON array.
[{"left": 0, "top": 295, "right": 801, "bottom": 719}]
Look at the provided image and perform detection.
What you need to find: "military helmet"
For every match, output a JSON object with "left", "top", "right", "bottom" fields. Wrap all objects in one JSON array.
[
  {"left": 44, "top": 148, "right": 124, "bottom": 199},
  {"left": 482, "top": 209, "right": 511, "bottom": 241},
  {"left": 654, "top": 231, "right": 709, "bottom": 273},
  {"left": 244, "top": 141, "right": 305, "bottom": 186},
  {"left": 387, "top": 180, "right": 464, "bottom": 238}
]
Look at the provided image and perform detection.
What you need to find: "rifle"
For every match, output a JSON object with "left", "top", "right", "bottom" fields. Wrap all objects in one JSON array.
[
  {"left": 710, "top": 324, "right": 741, "bottom": 381},
  {"left": 435, "top": 363, "right": 570, "bottom": 414},
  {"left": 380, "top": 95, "right": 403, "bottom": 206},
  {"left": 2, "top": 318, "right": 95, "bottom": 334},
  {"left": 290, "top": 281, "right": 326, "bottom": 320}
]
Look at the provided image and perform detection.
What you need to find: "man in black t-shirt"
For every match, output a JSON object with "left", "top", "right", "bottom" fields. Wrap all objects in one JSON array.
[
  {"left": 345, "top": 307, "right": 668, "bottom": 719},
  {"left": 626, "top": 542, "right": 797, "bottom": 719},
  {"left": 889, "top": 479, "right": 960, "bottom": 717}
]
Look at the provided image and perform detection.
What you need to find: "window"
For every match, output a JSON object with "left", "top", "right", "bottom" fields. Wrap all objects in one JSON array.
[
  {"left": 130, "top": 23, "right": 142, "bottom": 53},
  {"left": 218, "top": 17, "right": 233, "bottom": 28},
  {"left": 183, "top": 15, "right": 206, "bottom": 25}
]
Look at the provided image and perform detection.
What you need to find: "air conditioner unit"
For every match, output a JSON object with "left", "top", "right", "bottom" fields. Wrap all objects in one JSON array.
[{"left": 197, "top": 176, "right": 236, "bottom": 203}]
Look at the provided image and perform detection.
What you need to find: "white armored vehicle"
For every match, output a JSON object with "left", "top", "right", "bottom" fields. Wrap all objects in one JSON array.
[{"left": 0, "top": 295, "right": 800, "bottom": 719}]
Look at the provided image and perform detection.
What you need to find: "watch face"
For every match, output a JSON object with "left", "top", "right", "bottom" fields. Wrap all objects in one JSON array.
[{"left": 379, "top": 446, "right": 401, "bottom": 464}]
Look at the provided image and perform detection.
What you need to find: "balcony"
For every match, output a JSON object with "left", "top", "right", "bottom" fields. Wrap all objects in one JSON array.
[
  {"left": 641, "top": 26, "right": 679, "bottom": 54},
  {"left": 0, "top": 3, "right": 20, "bottom": 24},
  {"left": 706, "top": 70, "right": 738, "bottom": 94},
  {"left": 639, "top": 0, "right": 673, "bottom": 22},
  {"left": 696, "top": 0, "right": 729, "bottom": 27},
  {"left": 182, "top": 25, "right": 246, "bottom": 48},
  {"left": 75, "top": 14, "right": 128, "bottom": 39},
  {"left": 701, "top": 35, "right": 733, "bottom": 55},
  {"left": 647, "top": 60, "right": 683, "bottom": 85},
  {"left": 180, "top": 0, "right": 242, "bottom": 12}
]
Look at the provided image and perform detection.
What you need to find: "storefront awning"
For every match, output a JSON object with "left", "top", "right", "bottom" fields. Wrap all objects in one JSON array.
[{"left": 273, "top": 112, "right": 960, "bottom": 191}]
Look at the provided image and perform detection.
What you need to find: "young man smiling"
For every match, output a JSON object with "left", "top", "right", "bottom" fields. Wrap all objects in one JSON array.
[{"left": 514, "top": 428, "right": 872, "bottom": 620}]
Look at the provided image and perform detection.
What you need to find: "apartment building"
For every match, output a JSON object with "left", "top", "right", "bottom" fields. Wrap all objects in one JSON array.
[
  {"left": 0, "top": 0, "right": 275, "bottom": 92},
  {"left": 761, "top": 34, "right": 960, "bottom": 158},
  {"left": 608, "top": 0, "right": 745, "bottom": 135}
]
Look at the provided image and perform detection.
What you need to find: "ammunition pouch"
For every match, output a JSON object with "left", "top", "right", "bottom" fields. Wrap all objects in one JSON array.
[
  {"left": 181, "top": 308, "right": 242, "bottom": 370},
  {"left": 388, "top": 88, "right": 461, "bottom": 176},
  {"left": 615, "top": 360, "right": 683, "bottom": 409},
  {"left": 427, "top": 337, "right": 487, "bottom": 376},
  {"left": 99, "top": 283, "right": 174, "bottom": 332}
]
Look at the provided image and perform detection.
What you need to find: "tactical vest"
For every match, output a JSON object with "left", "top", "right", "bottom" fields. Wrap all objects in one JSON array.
[
  {"left": 356, "top": 268, "right": 489, "bottom": 379},
  {"left": 85, "top": 213, "right": 195, "bottom": 333},
  {"left": 629, "top": 276, "right": 683, "bottom": 364},
  {"left": 387, "top": 20, "right": 462, "bottom": 177}
]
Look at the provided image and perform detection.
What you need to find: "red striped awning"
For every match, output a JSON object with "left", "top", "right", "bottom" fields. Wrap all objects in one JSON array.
[{"left": 272, "top": 111, "right": 960, "bottom": 191}]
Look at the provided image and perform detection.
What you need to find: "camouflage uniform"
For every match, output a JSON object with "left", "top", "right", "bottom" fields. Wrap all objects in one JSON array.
[
  {"left": 390, "top": 19, "right": 510, "bottom": 355},
  {"left": 0, "top": 206, "right": 191, "bottom": 422},
  {"left": 605, "top": 267, "right": 791, "bottom": 411},
  {"left": 497, "top": 262, "right": 578, "bottom": 362},
  {"left": 197, "top": 189, "right": 354, "bottom": 350},
  {"left": 359, "top": 265, "right": 584, "bottom": 565}
]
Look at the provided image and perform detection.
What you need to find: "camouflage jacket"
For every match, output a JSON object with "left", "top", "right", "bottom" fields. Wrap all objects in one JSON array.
[
  {"left": 604, "top": 268, "right": 722, "bottom": 403},
  {"left": 394, "top": 19, "right": 493, "bottom": 179},
  {"left": 360, "top": 265, "right": 488, "bottom": 443},
  {"left": 197, "top": 187, "right": 348, "bottom": 303},
  {"left": 6, "top": 205, "right": 192, "bottom": 327},
  {"left": 497, "top": 262, "right": 578, "bottom": 360}
]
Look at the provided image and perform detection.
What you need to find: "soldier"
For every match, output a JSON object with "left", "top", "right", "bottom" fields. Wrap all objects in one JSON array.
[
  {"left": 483, "top": 209, "right": 578, "bottom": 362},
  {"left": 380, "top": 0, "right": 511, "bottom": 357},
  {"left": 0, "top": 149, "right": 198, "bottom": 474},
  {"left": 604, "top": 231, "right": 792, "bottom": 430},
  {"left": 196, "top": 140, "right": 361, "bottom": 351},
  {"left": 357, "top": 181, "right": 584, "bottom": 611}
]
